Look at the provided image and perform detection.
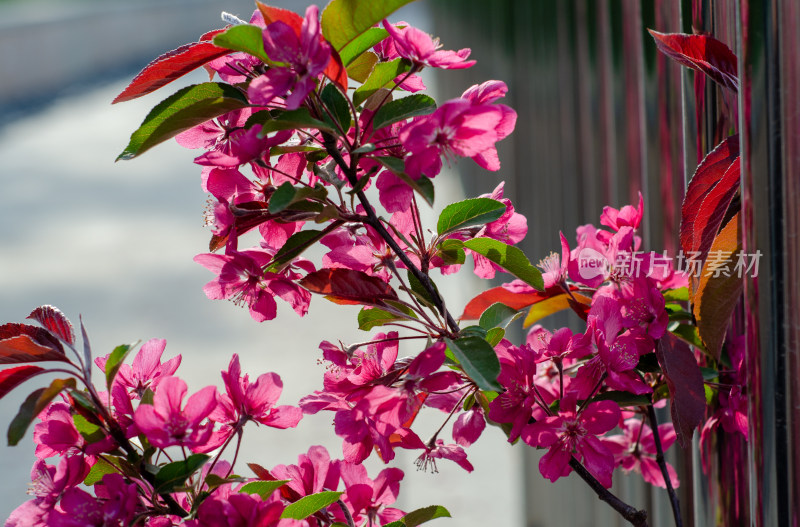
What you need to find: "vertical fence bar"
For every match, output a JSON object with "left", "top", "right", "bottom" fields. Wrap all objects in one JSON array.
[{"left": 739, "top": 1, "right": 800, "bottom": 525}]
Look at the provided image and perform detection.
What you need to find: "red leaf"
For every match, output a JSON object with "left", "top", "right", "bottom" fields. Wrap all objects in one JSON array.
[
  {"left": 0, "top": 324, "right": 67, "bottom": 364},
  {"left": 680, "top": 135, "right": 739, "bottom": 256},
  {"left": 693, "top": 157, "right": 740, "bottom": 261},
  {"left": 461, "top": 285, "right": 578, "bottom": 320},
  {"left": 655, "top": 333, "right": 706, "bottom": 448},
  {"left": 324, "top": 49, "right": 348, "bottom": 93},
  {"left": 299, "top": 269, "right": 398, "bottom": 305},
  {"left": 648, "top": 30, "right": 739, "bottom": 92},
  {"left": 0, "top": 365, "right": 45, "bottom": 400},
  {"left": 27, "top": 305, "right": 74, "bottom": 345},
  {"left": 257, "top": 2, "right": 304, "bottom": 36},
  {"left": 693, "top": 213, "right": 743, "bottom": 358},
  {"left": 112, "top": 32, "right": 230, "bottom": 104}
]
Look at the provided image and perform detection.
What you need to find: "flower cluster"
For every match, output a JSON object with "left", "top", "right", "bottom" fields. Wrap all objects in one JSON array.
[{"left": 1, "top": 2, "right": 750, "bottom": 526}]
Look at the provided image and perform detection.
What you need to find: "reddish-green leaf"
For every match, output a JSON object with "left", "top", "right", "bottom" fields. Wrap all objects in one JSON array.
[
  {"left": 257, "top": 2, "right": 303, "bottom": 34},
  {"left": 27, "top": 305, "right": 74, "bottom": 345},
  {"left": 655, "top": 333, "right": 706, "bottom": 448},
  {"left": 0, "top": 324, "right": 67, "bottom": 364},
  {"left": 693, "top": 157, "right": 740, "bottom": 262},
  {"left": 321, "top": 0, "right": 418, "bottom": 51},
  {"left": 461, "top": 285, "right": 576, "bottom": 320},
  {"left": 693, "top": 213, "right": 743, "bottom": 358},
  {"left": 8, "top": 378, "right": 77, "bottom": 446},
  {"left": 299, "top": 269, "right": 398, "bottom": 305},
  {"left": 117, "top": 83, "right": 249, "bottom": 160},
  {"left": 323, "top": 49, "right": 349, "bottom": 93},
  {"left": 112, "top": 31, "right": 229, "bottom": 103},
  {"left": 0, "top": 365, "right": 45, "bottom": 400},
  {"left": 648, "top": 30, "right": 739, "bottom": 91},
  {"left": 680, "top": 135, "right": 739, "bottom": 256}
]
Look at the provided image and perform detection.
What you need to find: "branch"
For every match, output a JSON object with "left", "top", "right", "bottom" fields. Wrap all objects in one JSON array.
[
  {"left": 568, "top": 458, "right": 649, "bottom": 527},
  {"left": 337, "top": 499, "right": 356, "bottom": 527},
  {"left": 321, "top": 134, "right": 460, "bottom": 335},
  {"left": 647, "top": 404, "right": 683, "bottom": 527}
]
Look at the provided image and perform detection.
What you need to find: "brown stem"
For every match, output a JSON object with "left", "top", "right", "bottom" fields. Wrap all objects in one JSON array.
[
  {"left": 322, "top": 134, "right": 460, "bottom": 335},
  {"left": 647, "top": 404, "right": 683, "bottom": 527},
  {"left": 568, "top": 458, "right": 649, "bottom": 527}
]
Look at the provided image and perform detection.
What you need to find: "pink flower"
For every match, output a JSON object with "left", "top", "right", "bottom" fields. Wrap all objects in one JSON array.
[
  {"left": 248, "top": 5, "right": 331, "bottom": 109},
  {"left": 600, "top": 192, "right": 644, "bottom": 232},
  {"left": 97, "top": 338, "right": 181, "bottom": 398},
  {"left": 521, "top": 394, "right": 620, "bottom": 488},
  {"left": 338, "top": 462, "right": 405, "bottom": 525},
  {"left": 133, "top": 376, "right": 216, "bottom": 450},
  {"left": 414, "top": 439, "right": 474, "bottom": 472},
  {"left": 538, "top": 232, "right": 571, "bottom": 288},
  {"left": 382, "top": 21, "right": 475, "bottom": 70},
  {"left": 604, "top": 418, "right": 679, "bottom": 489},
  {"left": 452, "top": 405, "right": 486, "bottom": 447},
  {"left": 184, "top": 484, "right": 291, "bottom": 527},
  {"left": 204, "top": 354, "right": 302, "bottom": 450},
  {"left": 399, "top": 97, "right": 508, "bottom": 179},
  {"left": 270, "top": 445, "right": 340, "bottom": 500},
  {"left": 194, "top": 249, "right": 312, "bottom": 322},
  {"left": 6, "top": 457, "right": 90, "bottom": 527},
  {"left": 460, "top": 81, "right": 517, "bottom": 171}
]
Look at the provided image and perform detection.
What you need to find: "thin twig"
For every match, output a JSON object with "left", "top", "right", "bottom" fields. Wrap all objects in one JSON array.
[
  {"left": 568, "top": 458, "right": 649, "bottom": 526},
  {"left": 647, "top": 404, "right": 683, "bottom": 527},
  {"left": 337, "top": 499, "right": 356, "bottom": 527}
]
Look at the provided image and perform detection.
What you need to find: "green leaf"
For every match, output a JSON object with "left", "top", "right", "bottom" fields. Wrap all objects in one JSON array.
[
  {"left": 269, "top": 230, "right": 326, "bottom": 270},
  {"left": 8, "top": 378, "right": 76, "bottom": 446},
  {"left": 485, "top": 327, "right": 505, "bottom": 347},
  {"left": 406, "top": 271, "right": 439, "bottom": 307},
  {"left": 478, "top": 303, "right": 521, "bottom": 330},
  {"left": 700, "top": 367, "right": 720, "bottom": 381},
  {"left": 154, "top": 454, "right": 210, "bottom": 493},
  {"left": 663, "top": 287, "right": 690, "bottom": 302},
  {"left": 636, "top": 353, "right": 661, "bottom": 373},
  {"left": 402, "top": 505, "right": 451, "bottom": 527},
  {"left": 117, "top": 83, "right": 248, "bottom": 160},
  {"left": 446, "top": 337, "right": 501, "bottom": 391},
  {"left": 353, "top": 59, "right": 411, "bottom": 106},
  {"left": 382, "top": 522, "right": 406, "bottom": 527},
  {"left": 463, "top": 238, "right": 545, "bottom": 291},
  {"left": 436, "top": 198, "right": 506, "bottom": 236},
  {"left": 671, "top": 324, "right": 706, "bottom": 352},
  {"left": 592, "top": 391, "right": 652, "bottom": 407},
  {"left": 373, "top": 94, "right": 436, "bottom": 131},
  {"left": 358, "top": 305, "right": 417, "bottom": 331},
  {"left": 340, "top": 27, "right": 389, "bottom": 65},
  {"left": 84, "top": 457, "right": 121, "bottom": 485},
  {"left": 213, "top": 24, "right": 271, "bottom": 63},
  {"left": 280, "top": 490, "right": 343, "bottom": 520},
  {"left": 269, "top": 182, "right": 297, "bottom": 213},
  {"left": 438, "top": 239, "right": 465, "bottom": 265},
  {"left": 347, "top": 51, "right": 379, "bottom": 83},
  {"left": 73, "top": 414, "right": 105, "bottom": 444},
  {"left": 321, "top": 0, "right": 417, "bottom": 51},
  {"left": 258, "top": 108, "right": 337, "bottom": 136},
  {"left": 105, "top": 342, "right": 135, "bottom": 391},
  {"left": 239, "top": 480, "right": 289, "bottom": 499},
  {"left": 320, "top": 84, "right": 352, "bottom": 133}
]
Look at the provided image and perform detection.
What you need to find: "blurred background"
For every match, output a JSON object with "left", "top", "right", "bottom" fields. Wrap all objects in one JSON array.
[{"left": 5, "top": 0, "right": 797, "bottom": 526}]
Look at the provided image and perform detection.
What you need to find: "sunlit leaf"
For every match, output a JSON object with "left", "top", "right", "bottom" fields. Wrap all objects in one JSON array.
[
  {"left": 372, "top": 94, "right": 436, "bottom": 131},
  {"left": 239, "top": 480, "right": 289, "bottom": 499},
  {"left": 280, "top": 491, "right": 343, "bottom": 520},
  {"left": 117, "top": 83, "right": 249, "bottom": 160},
  {"left": 0, "top": 323, "right": 67, "bottom": 364},
  {"left": 27, "top": 305, "right": 74, "bottom": 345},
  {"left": 648, "top": 30, "right": 739, "bottom": 91},
  {"left": 213, "top": 24, "right": 271, "bottom": 63},
  {"left": 321, "top": 0, "right": 418, "bottom": 51},
  {"left": 112, "top": 31, "right": 229, "bottom": 103},
  {"left": 340, "top": 27, "right": 388, "bottom": 65},
  {"left": 0, "top": 365, "right": 45, "bottom": 400},
  {"left": 402, "top": 505, "right": 451, "bottom": 527},
  {"left": 478, "top": 303, "right": 520, "bottom": 330},
  {"left": 463, "top": 238, "right": 544, "bottom": 291},
  {"left": 693, "top": 213, "right": 742, "bottom": 358},
  {"left": 436, "top": 198, "right": 505, "bottom": 236},
  {"left": 299, "top": 269, "right": 399, "bottom": 305},
  {"left": 353, "top": 59, "right": 411, "bottom": 106}
]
